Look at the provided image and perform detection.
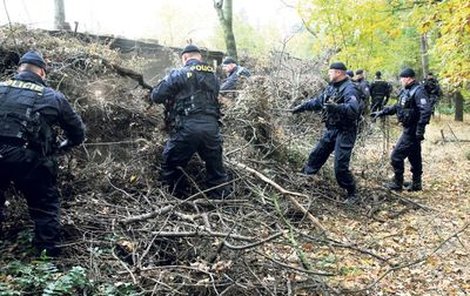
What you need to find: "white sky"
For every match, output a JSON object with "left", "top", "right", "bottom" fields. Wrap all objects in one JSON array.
[{"left": 1, "top": 0, "right": 300, "bottom": 42}]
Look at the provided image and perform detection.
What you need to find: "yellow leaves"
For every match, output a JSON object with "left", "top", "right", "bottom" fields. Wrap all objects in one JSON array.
[
  {"left": 116, "top": 239, "right": 136, "bottom": 253},
  {"left": 129, "top": 175, "right": 137, "bottom": 183}
]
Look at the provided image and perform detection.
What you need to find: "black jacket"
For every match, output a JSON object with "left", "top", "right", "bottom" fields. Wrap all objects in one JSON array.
[{"left": 0, "top": 71, "right": 85, "bottom": 148}]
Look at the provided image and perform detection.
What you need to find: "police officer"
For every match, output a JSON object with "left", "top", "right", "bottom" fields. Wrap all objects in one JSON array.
[
  {"left": 0, "top": 51, "right": 85, "bottom": 256},
  {"left": 151, "top": 45, "right": 231, "bottom": 198},
  {"left": 292, "top": 62, "right": 361, "bottom": 204},
  {"left": 370, "top": 71, "right": 392, "bottom": 112},
  {"left": 372, "top": 68, "right": 431, "bottom": 191},
  {"left": 422, "top": 72, "right": 442, "bottom": 116},
  {"left": 220, "top": 57, "right": 251, "bottom": 93},
  {"left": 353, "top": 69, "right": 371, "bottom": 113}
]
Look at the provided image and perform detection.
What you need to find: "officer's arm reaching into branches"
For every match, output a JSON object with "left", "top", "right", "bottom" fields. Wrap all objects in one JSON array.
[
  {"left": 292, "top": 89, "right": 328, "bottom": 114},
  {"left": 151, "top": 70, "right": 183, "bottom": 104}
]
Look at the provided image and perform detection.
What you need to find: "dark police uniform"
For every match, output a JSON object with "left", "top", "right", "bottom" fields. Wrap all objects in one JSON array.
[
  {"left": 0, "top": 57, "right": 85, "bottom": 255},
  {"left": 370, "top": 77, "right": 392, "bottom": 112},
  {"left": 151, "top": 55, "right": 230, "bottom": 198},
  {"left": 292, "top": 77, "right": 361, "bottom": 199},
  {"left": 376, "top": 79, "right": 431, "bottom": 190},
  {"left": 220, "top": 65, "right": 251, "bottom": 92},
  {"left": 422, "top": 76, "right": 442, "bottom": 115}
]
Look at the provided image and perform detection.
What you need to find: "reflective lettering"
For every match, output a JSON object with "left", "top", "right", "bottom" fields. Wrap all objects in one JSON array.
[
  {"left": 1, "top": 80, "right": 44, "bottom": 93},
  {"left": 190, "top": 65, "right": 214, "bottom": 73}
]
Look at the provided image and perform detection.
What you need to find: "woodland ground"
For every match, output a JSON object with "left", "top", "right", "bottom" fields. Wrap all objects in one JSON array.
[{"left": 325, "top": 113, "right": 470, "bottom": 295}]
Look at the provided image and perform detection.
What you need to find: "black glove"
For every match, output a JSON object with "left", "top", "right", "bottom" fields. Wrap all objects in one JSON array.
[
  {"left": 416, "top": 127, "right": 425, "bottom": 141},
  {"left": 292, "top": 105, "right": 305, "bottom": 114},
  {"left": 58, "top": 139, "right": 74, "bottom": 154},
  {"left": 324, "top": 101, "right": 340, "bottom": 113}
]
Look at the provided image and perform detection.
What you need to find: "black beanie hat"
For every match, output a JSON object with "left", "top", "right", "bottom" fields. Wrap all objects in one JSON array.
[
  {"left": 222, "top": 57, "right": 237, "bottom": 65},
  {"left": 399, "top": 68, "right": 416, "bottom": 78},
  {"left": 19, "top": 51, "right": 47, "bottom": 69},
  {"left": 329, "top": 62, "right": 347, "bottom": 71},
  {"left": 375, "top": 71, "right": 382, "bottom": 77},
  {"left": 346, "top": 70, "right": 354, "bottom": 77},
  {"left": 181, "top": 44, "right": 201, "bottom": 56}
]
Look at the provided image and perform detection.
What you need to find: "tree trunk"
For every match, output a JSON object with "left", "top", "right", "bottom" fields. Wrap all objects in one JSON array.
[
  {"left": 213, "top": 0, "right": 238, "bottom": 59},
  {"left": 420, "top": 34, "right": 429, "bottom": 77},
  {"left": 54, "top": 0, "right": 69, "bottom": 30},
  {"left": 454, "top": 91, "right": 464, "bottom": 122}
]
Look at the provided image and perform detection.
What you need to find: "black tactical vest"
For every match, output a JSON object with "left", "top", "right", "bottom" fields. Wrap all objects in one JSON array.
[
  {"left": 322, "top": 81, "right": 358, "bottom": 129},
  {"left": 172, "top": 63, "right": 220, "bottom": 125},
  {"left": 396, "top": 85, "right": 419, "bottom": 127},
  {"left": 0, "top": 80, "right": 54, "bottom": 155}
]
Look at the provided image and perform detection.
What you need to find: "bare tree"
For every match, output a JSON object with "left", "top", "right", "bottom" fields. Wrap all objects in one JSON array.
[
  {"left": 420, "top": 34, "right": 429, "bottom": 76},
  {"left": 54, "top": 0, "right": 70, "bottom": 30},
  {"left": 213, "top": 0, "right": 237, "bottom": 59}
]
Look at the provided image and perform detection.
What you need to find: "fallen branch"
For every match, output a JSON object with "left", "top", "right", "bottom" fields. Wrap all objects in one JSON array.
[
  {"left": 384, "top": 188, "right": 436, "bottom": 211},
  {"left": 229, "top": 161, "right": 327, "bottom": 233},
  {"left": 100, "top": 58, "right": 153, "bottom": 91},
  {"left": 223, "top": 231, "right": 284, "bottom": 250},
  {"left": 120, "top": 205, "right": 174, "bottom": 224}
]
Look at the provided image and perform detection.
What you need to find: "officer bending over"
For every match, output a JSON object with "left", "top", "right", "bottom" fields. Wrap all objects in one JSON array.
[
  {"left": 292, "top": 62, "right": 361, "bottom": 204},
  {"left": 372, "top": 68, "right": 431, "bottom": 191},
  {"left": 0, "top": 51, "right": 85, "bottom": 256},
  {"left": 151, "top": 45, "right": 231, "bottom": 198},
  {"left": 220, "top": 57, "right": 251, "bottom": 94}
]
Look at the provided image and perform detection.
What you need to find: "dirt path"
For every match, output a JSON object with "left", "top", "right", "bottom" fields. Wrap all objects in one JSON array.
[{"left": 321, "top": 115, "right": 469, "bottom": 294}]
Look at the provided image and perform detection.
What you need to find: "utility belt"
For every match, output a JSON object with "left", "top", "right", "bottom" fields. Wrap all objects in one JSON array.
[{"left": 174, "top": 112, "right": 219, "bottom": 127}]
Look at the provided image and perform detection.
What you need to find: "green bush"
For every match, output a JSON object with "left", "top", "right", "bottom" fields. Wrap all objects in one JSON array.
[{"left": 0, "top": 256, "right": 89, "bottom": 295}]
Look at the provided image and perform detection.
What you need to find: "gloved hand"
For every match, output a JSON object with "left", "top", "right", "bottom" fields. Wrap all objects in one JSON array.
[
  {"left": 370, "top": 111, "right": 383, "bottom": 122},
  {"left": 292, "top": 105, "right": 305, "bottom": 114},
  {"left": 58, "top": 139, "right": 74, "bottom": 154},
  {"left": 416, "top": 127, "right": 425, "bottom": 141},
  {"left": 324, "top": 101, "right": 340, "bottom": 113}
]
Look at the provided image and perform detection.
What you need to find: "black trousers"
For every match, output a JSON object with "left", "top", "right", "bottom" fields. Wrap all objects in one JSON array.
[
  {"left": 371, "top": 96, "right": 386, "bottom": 112},
  {"left": 0, "top": 144, "right": 60, "bottom": 252},
  {"left": 160, "top": 117, "right": 229, "bottom": 196},
  {"left": 390, "top": 130, "right": 422, "bottom": 177},
  {"left": 303, "top": 128, "right": 357, "bottom": 193}
]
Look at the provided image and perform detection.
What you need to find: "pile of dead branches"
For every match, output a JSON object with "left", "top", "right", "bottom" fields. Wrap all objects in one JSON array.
[{"left": 0, "top": 26, "right": 429, "bottom": 295}]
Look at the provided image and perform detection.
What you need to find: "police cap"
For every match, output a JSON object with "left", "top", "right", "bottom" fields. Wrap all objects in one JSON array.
[
  {"left": 222, "top": 57, "right": 237, "bottom": 65},
  {"left": 329, "top": 62, "right": 347, "bottom": 71},
  {"left": 399, "top": 68, "right": 416, "bottom": 78},
  {"left": 355, "top": 69, "right": 364, "bottom": 75},
  {"left": 19, "top": 51, "right": 47, "bottom": 69},
  {"left": 346, "top": 70, "right": 354, "bottom": 77},
  {"left": 181, "top": 44, "right": 201, "bottom": 56}
]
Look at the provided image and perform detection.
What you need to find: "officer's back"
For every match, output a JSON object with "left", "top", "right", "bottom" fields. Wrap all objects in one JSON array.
[{"left": 0, "top": 50, "right": 85, "bottom": 256}]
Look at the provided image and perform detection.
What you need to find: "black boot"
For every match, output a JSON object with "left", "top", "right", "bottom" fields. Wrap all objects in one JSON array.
[
  {"left": 344, "top": 188, "right": 359, "bottom": 205},
  {"left": 384, "top": 174, "right": 403, "bottom": 191},
  {"left": 404, "top": 176, "right": 422, "bottom": 191}
]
